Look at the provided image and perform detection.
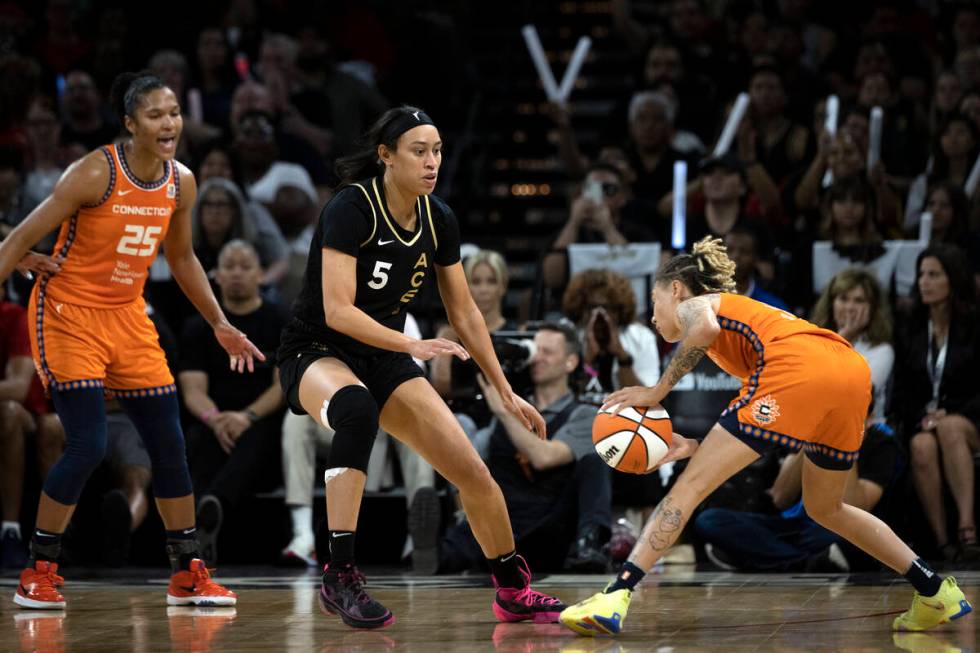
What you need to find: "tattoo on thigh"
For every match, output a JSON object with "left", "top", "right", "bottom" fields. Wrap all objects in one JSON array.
[{"left": 646, "top": 496, "right": 684, "bottom": 551}]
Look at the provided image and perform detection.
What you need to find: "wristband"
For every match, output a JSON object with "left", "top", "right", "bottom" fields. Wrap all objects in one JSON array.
[{"left": 201, "top": 407, "right": 219, "bottom": 422}]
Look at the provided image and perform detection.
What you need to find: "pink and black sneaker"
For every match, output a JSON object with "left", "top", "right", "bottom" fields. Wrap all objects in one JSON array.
[
  {"left": 492, "top": 555, "right": 566, "bottom": 623},
  {"left": 319, "top": 563, "right": 394, "bottom": 629}
]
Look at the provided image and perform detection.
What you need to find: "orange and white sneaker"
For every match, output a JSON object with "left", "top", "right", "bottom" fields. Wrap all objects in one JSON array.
[
  {"left": 13, "top": 561, "right": 66, "bottom": 610},
  {"left": 167, "top": 559, "right": 237, "bottom": 607}
]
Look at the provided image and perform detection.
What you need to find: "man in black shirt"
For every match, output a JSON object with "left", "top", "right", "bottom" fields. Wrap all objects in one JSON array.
[
  {"left": 439, "top": 323, "right": 612, "bottom": 573},
  {"left": 542, "top": 163, "right": 661, "bottom": 291},
  {"left": 179, "top": 240, "right": 287, "bottom": 563}
]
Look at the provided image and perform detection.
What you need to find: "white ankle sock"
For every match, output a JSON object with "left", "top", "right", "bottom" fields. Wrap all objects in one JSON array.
[
  {"left": 2, "top": 521, "right": 21, "bottom": 539},
  {"left": 290, "top": 506, "right": 314, "bottom": 542}
]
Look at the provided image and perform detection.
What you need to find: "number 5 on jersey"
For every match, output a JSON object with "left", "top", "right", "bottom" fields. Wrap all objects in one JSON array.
[
  {"left": 116, "top": 224, "right": 162, "bottom": 256},
  {"left": 368, "top": 261, "right": 392, "bottom": 289}
]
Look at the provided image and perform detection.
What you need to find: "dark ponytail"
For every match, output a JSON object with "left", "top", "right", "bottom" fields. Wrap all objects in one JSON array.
[
  {"left": 109, "top": 70, "right": 168, "bottom": 126},
  {"left": 334, "top": 105, "right": 429, "bottom": 185}
]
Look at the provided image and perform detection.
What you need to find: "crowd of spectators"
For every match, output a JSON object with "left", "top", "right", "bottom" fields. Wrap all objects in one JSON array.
[{"left": 0, "top": 0, "right": 979, "bottom": 573}]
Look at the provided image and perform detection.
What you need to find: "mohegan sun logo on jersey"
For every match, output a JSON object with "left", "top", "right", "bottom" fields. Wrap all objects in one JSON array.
[{"left": 751, "top": 394, "right": 781, "bottom": 426}]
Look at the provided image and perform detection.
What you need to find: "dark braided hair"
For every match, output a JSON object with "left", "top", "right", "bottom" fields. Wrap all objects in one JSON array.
[{"left": 656, "top": 236, "right": 737, "bottom": 295}]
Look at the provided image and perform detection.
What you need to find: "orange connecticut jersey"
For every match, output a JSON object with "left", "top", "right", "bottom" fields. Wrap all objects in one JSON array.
[{"left": 42, "top": 143, "right": 178, "bottom": 308}]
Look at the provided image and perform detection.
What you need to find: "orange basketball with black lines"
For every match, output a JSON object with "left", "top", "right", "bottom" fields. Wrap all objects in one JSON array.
[{"left": 592, "top": 405, "right": 672, "bottom": 474}]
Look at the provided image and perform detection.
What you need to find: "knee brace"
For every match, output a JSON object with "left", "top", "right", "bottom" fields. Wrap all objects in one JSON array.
[
  {"left": 118, "top": 393, "right": 193, "bottom": 498},
  {"left": 324, "top": 385, "right": 378, "bottom": 475},
  {"left": 44, "top": 387, "right": 108, "bottom": 504}
]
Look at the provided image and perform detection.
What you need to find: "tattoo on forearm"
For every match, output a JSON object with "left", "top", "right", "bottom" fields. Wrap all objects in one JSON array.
[
  {"left": 664, "top": 345, "right": 708, "bottom": 387},
  {"left": 643, "top": 496, "right": 684, "bottom": 551}
]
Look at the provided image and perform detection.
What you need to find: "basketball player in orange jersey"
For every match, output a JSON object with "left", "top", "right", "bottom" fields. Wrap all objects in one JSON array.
[
  {"left": 277, "top": 105, "right": 564, "bottom": 628},
  {"left": 561, "top": 236, "right": 973, "bottom": 636},
  {"left": 0, "top": 71, "right": 263, "bottom": 609}
]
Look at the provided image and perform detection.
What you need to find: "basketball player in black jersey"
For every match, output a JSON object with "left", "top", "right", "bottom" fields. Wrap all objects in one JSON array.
[{"left": 278, "top": 107, "right": 565, "bottom": 629}]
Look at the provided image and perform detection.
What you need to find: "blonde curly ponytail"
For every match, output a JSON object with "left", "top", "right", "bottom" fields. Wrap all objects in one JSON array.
[{"left": 656, "top": 236, "right": 738, "bottom": 295}]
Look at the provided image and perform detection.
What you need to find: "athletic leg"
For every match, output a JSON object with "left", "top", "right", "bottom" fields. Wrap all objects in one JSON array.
[
  {"left": 801, "top": 455, "right": 973, "bottom": 631},
  {"left": 559, "top": 423, "right": 760, "bottom": 636},
  {"left": 379, "top": 378, "right": 565, "bottom": 623},
  {"left": 118, "top": 392, "right": 236, "bottom": 607},
  {"left": 15, "top": 386, "right": 107, "bottom": 609},
  {"left": 297, "top": 358, "right": 392, "bottom": 629}
]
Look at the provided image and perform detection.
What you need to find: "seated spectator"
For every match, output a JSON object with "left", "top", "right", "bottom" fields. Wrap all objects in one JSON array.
[
  {"left": 241, "top": 158, "right": 321, "bottom": 307},
  {"left": 724, "top": 224, "right": 787, "bottom": 310},
  {"left": 195, "top": 141, "right": 289, "bottom": 269},
  {"left": 280, "top": 313, "right": 436, "bottom": 571},
  {"left": 809, "top": 175, "right": 894, "bottom": 295},
  {"left": 696, "top": 423, "right": 901, "bottom": 572},
  {"left": 438, "top": 323, "right": 610, "bottom": 573},
  {"left": 905, "top": 114, "right": 979, "bottom": 231},
  {"left": 190, "top": 28, "right": 237, "bottom": 134},
  {"left": 929, "top": 70, "right": 964, "bottom": 148},
  {"left": 542, "top": 163, "right": 659, "bottom": 292},
  {"left": 745, "top": 64, "right": 812, "bottom": 186},
  {"left": 191, "top": 177, "right": 288, "bottom": 285},
  {"left": 58, "top": 70, "right": 119, "bottom": 151},
  {"left": 432, "top": 249, "right": 518, "bottom": 403},
  {"left": 22, "top": 96, "right": 64, "bottom": 209},
  {"left": 562, "top": 268, "right": 660, "bottom": 401},
  {"left": 0, "top": 282, "right": 62, "bottom": 569},
  {"left": 918, "top": 181, "right": 980, "bottom": 285},
  {"left": 229, "top": 82, "right": 328, "bottom": 185},
  {"left": 178, "top": 241, "right": 287, "bottom": 563},
  {"left": 552, "top": 90, "right": 694, "bottom": 204},
  {"left": 892, "top": 245, "right": 980, "bottom": 562},
  {"left": 811, "top": 268, "right": 894, "bottom": 421},
  {"left": 684, "top": 153, "right": 777, "bottom": 250},
  {"left": 793, "top": 126, "right": 902, "bottom": 235}
]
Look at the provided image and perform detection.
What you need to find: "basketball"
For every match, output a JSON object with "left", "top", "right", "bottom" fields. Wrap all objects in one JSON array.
[{"left": 592, "top": 405, "right": 672, "bottom": 474}]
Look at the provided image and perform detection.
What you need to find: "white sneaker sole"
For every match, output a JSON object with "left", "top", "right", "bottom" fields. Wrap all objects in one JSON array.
[
  {"left": 13, "top": 592, "right": 65, "bottom": 609},
  {"left": 166, "top": 593, "right": 237, "bottom": 607}
]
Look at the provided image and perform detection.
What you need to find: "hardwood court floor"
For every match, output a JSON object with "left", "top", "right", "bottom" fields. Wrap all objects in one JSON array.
[{"left": 1, "top": 568, "right": 976, "bottom": 652}]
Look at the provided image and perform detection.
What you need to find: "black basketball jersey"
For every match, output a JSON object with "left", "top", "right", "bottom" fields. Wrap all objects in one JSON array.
[{"left": 291, "top": 177, "right": 461, "bottom": 355}]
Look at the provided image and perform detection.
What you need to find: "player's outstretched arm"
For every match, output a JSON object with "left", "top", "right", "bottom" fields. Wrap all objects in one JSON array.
[
  {"left": 602, "top": 295, "right": 720, "bottom": 413},
  {"left": 164, "top": 166, "right": 265, "bottom": 372},
  {"left": 0, "top": 151, "right": 106, "bottom": 285},
  {"left": 435, "top": 262, "right": 547, "bottom": 438}
]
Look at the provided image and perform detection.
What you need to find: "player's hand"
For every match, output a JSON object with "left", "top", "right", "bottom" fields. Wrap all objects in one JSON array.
[
  {"left": 476, "top": 374, "right": 506, "bottom": 416},
  {"left": 214, "top": 322, "right": 266, "bottom": 372},
  {"left": 654, "top": 433, "right": 698, "bottom": 469},
  {"left": 16, "top": 251, "right": 63, "bottom": 279},
  {"left": 601, "top": 385, "right": 667, "bottom": 414},
  {"left": 407, "top": 338, "right": 470, "bottom": 362}
]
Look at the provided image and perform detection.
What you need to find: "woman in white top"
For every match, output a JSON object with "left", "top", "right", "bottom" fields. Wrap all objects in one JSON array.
[{"left": 811, "top": 267, "right": 894, "bottom": 421}]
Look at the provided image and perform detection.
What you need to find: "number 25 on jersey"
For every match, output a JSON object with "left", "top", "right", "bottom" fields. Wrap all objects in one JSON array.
[{"left": 116, "top": 224, "right": 162, "bottom": 257}]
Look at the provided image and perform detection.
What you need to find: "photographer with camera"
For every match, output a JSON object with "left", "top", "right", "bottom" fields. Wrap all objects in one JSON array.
[{"left": 438, "top": 322, "right": 612, "bottom": 573}]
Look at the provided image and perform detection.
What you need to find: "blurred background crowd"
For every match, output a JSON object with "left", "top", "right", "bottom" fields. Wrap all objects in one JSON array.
[{"left": 0, "top": 0, "right": 978, "bottom": 578}]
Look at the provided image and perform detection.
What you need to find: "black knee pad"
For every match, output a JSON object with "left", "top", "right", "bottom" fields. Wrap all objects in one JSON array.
[{"left": 325, "top": 385, "right": 378, "bottom": 474}]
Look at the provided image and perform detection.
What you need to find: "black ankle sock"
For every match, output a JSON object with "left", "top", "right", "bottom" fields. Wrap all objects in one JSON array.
[
  {"left": 905, "top": 558, "right": 943, "bottom": 596},
  {"left": 328, "top": 530, "right": 356, "bottom": 567},
  {"left": 165, "top": 527, "right": 200, "bottom": 572},
  {"left": 488, "top": 550, "right": 522, "bottom": 589},
  {"left": 606, "top": 561, "right": 646, "bottom": 593},
  {"left": 29, "top": 528, "right": 62, "bottom": 565}
]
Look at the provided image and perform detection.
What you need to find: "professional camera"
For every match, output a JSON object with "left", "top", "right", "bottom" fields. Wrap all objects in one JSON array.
[{"left": 447, "top": 328, "right": 538, "bottom": 427}]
